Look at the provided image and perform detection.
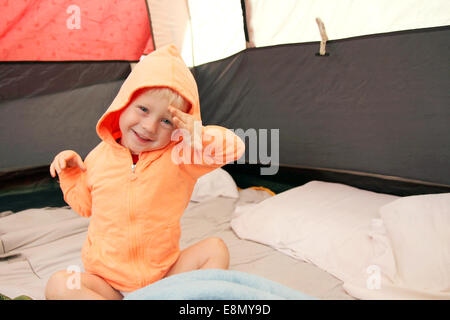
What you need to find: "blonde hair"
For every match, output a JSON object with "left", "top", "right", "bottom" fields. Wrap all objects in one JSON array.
[{"left": 147, "top": 87, "right": 190, "bottom": 112}]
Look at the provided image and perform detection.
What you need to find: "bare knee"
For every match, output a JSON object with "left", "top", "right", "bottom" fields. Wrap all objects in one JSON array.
[
  {"left": 45, "top": 270, "right": 70, "bottom": 300},
  {"left": 205, "top": 237, "right": 229, "bottom": 268},
  {"left": 206, "top": 237, "right": 228, "bottom": 251}
]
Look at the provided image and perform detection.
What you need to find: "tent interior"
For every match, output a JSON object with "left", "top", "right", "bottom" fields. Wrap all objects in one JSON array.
[{"left": 0, "top": 0, "right": 449, "bottom": 300}]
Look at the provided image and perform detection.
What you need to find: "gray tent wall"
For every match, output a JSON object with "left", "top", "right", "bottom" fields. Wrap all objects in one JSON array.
[
  {"left": 0, "top": 26, "right": 449, "bottom": 207},
  {"left": 0, "top": 62, "right": 130, "bottom": 172},
  {"left": 195, "top": 26, "right": 450, "bottom": 187}
]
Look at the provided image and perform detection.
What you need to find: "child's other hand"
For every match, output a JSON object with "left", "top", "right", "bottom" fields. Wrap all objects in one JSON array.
[
  {"left": 168, "top": 106, "right": 195, "bottom": 135},
  {"left": 169, "top": 106, "right": 202, "bottom": 149},
  {"left": 50, "top": 150, "right": 86, "bottom": 178}
]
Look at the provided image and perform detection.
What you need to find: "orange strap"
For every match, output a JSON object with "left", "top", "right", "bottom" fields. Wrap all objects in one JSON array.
[{"left": 247, "top": 186, "right": 276, "bottom": 196}]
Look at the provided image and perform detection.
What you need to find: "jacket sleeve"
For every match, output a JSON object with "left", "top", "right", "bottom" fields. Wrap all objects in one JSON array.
[
  {"left": 175, "top": 125, "right": 245, "bottom": 179},
  {"left": 58, "top": 162, "right": 92, "bottom": 218}
]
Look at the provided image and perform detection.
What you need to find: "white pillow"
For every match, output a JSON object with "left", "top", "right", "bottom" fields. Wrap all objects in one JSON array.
[
  {"left": 379, "top": 193, "right": 450, "bottom": 292},
  {"left": 190, "top": 168, "right": 239, "bottom": 202},
  {"left": 231, "top": 181, "right": 398, "bottom": 283}
]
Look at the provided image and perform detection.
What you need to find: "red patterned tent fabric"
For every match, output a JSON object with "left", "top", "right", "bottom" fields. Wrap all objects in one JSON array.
[{"left": 0, "top": 0, "right": 153, "bottom": 61}]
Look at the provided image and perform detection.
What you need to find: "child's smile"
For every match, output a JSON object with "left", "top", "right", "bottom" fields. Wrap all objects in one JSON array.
[{"left": 132, "top": 128, "right": 153, "bottom": 143}]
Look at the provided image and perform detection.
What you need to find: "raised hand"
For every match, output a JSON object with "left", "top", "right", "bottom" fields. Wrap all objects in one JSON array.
[
  {"left": 168, "top": 105, "right": 202, "bottom": 149},
  {"left": 50, "top": 150, "right": 86, "bottom": 178}
]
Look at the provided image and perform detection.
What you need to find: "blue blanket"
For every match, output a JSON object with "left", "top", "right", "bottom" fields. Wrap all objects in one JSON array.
[{"left": 124, "top": 269, "right": 316, "bottom": 300}]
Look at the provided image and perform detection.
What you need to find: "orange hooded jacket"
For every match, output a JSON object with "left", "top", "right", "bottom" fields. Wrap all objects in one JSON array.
[{"left": 58, "top": 45, "right": 245, "bottom": 292}]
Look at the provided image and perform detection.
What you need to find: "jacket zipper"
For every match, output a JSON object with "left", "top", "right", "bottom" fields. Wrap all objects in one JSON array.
[{"left": 129, "top": 161, "right": 144, "bottom": 288}]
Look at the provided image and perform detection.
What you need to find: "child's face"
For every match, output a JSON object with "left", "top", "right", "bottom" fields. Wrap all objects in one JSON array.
[{"left": 118, "top": 90, "right": 187, "bottom": 155}]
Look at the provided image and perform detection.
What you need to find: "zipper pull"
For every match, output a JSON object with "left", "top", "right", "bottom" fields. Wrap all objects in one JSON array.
[{"left": 130, "top": 164, "right": 137, "bottom": 181}]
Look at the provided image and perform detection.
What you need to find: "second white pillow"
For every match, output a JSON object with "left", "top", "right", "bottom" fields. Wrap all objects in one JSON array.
[
  {"left": 231, "top": 180, "right": 398, "bottom": 283},
  {"left": 380, "top": 193, "right": 450, "bottom": 292}
]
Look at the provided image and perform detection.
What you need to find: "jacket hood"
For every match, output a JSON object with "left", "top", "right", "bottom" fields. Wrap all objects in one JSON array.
[{"left": 96, "top": 44, "right": 200, "bottom": 149}]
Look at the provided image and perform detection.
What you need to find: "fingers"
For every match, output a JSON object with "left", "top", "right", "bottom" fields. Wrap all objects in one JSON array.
[
  {"left": 169, "top": 106, "right": 201, "bottom": 149},
  {"left": 49, "top": 151, "right": 86, "bottom": 178},
  {"left": 169, "top": 106, "right": 194, "bottom": 132},
  {"left": 63, "top": 151, "right": 86, "bottom": 171},
  {"left": 59, "top": 155, "right": 67, "bottom": 171},
  {"left": 50, "top": 162, "right": 56, "bottom": 178},
  {"left": 172, "top": 116, "right": 185, "bottom": 129},
  {"left": 50, "top": 159, "right": 61, "bottom": 178},
  {"left": 169, "top": 106, "right": 189, "bottom": 123},
  {"left": 74, "top": 153, "right": 86, "bottom": 171}
]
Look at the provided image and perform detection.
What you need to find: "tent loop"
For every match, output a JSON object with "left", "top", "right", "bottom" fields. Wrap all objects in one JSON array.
[{"left": 315, "top": 18, "right": 329, "bottom": 56}]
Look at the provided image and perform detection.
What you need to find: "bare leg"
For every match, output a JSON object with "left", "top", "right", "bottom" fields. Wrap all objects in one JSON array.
[
  {"left": 164, "top": 237, "right": 229, "bottom": 278},
  {"left": 45, "top": 270, "right": 124, "bottom": 300}
]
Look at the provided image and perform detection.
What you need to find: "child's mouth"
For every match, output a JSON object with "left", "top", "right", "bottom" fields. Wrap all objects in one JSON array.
[{"left": 132, "top": 130, "right": 152, "bottom": 143}]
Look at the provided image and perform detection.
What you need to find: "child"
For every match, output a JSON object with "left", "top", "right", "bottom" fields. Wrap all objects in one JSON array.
[{"left": 45, "top": 45, "right": 245, "bottom": 300}]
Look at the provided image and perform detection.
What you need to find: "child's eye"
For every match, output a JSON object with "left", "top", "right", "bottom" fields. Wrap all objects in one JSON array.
[
  {"left": 161, "top": 119, "right": 172, "bottom": 126},
  {"left": 138, "top": 106, "right": 148, "bottom": 113}
]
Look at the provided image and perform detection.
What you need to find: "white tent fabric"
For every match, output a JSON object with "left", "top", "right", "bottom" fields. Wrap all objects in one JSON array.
[
  {"left": 245, "top": 0, "right": 450, "bottom": 47},
  {"left": 147, "top": 0, "right": 246, "bottom": 67},
  {"left": 148, "top": 0, "right": 449, "bottom": 67}
]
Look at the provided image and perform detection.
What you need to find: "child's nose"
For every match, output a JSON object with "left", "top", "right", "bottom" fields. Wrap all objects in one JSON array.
[{"left": 141, "top": 118, "right": 158, "bottom": 135}]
